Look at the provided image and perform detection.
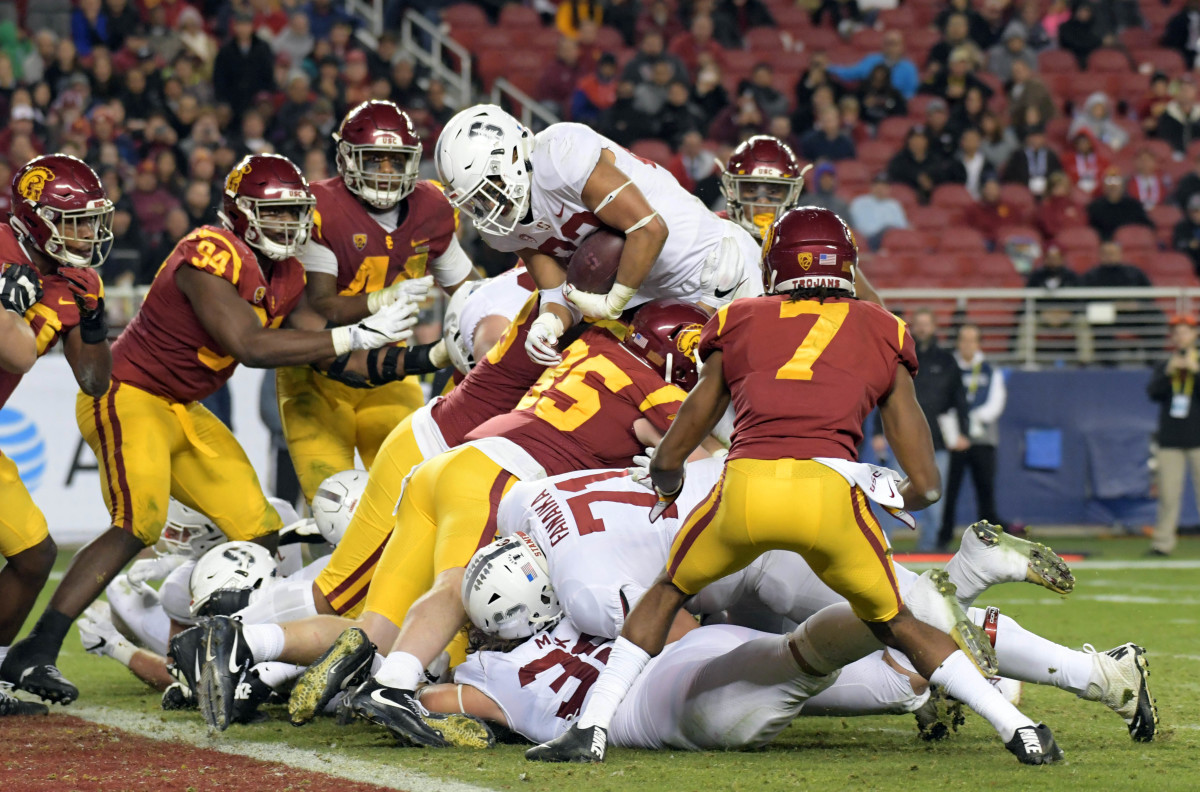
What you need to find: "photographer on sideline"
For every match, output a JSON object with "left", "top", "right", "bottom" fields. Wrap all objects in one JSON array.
[{"left": 1148, "top": 314, "right": 1200, "bottom": 556}]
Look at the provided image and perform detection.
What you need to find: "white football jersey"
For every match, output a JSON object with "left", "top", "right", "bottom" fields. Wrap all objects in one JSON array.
[
  {"left": 497, "top": 458, "right": 724, "bottom": 638},
  {"left": 477, "top": 123, "right": 760, "bottom": 306},
  {"left": 457, "top": 265, "right": 535, "bottom": 356}
]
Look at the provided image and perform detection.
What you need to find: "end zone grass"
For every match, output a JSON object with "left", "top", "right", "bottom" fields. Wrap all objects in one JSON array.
[{"left": 20, "top": 535, "right": 1200, "bottom": 792}]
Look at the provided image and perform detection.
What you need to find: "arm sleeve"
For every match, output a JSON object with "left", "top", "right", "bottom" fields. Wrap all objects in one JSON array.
[
  {"left": 298, "top": 236, "right": 339, "bottom": 277},
  {"left": 972, "top": 366, "right": 1007, "bottom": 425},
  {"left": 429, "top": 235, "right": 475, "bottom": 289},
  {"left": 893, "top": 61, "right": 919, "bottom": 99},
  {"left": 828, "top": 55, "right": 877, "bottom": 82},
  {"left": 636, "top": 381, "right": 688, "bottom": 433}
]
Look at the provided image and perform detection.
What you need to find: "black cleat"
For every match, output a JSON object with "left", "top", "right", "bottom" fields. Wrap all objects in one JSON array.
[
  {"left": 167, "top": 624, "right": 206, "bottom": 705},
  {"left": 912, "top": 687, "right": 965, "bottom": 742},
  {"left": 196, "top": 616, "right": 254, "bottom": 731},
  {"left": 196, "top": 588, "right": 254, "bottom": 618},
  {"left": 526, "top": 723, "right": 608, "bottom": 763},
  {"left": 161, "top": 682, "right": 191, "bottom": 711},
  {"left": 231, "top": 667, "right": 277, "bottom": 725},
  {"left": 347, "top": 679, "right": 494, "bottom": 749},
  {"left": 1004, "top": 723, "right": 1064, "bottom": 765},
  {"left": 0, "top": 684, "right": 49, "bottom": 716},
  {"left": 1, "top": 661, "right": 78, "bottom": 705},
  {"left": 288, "top": 627, "right": 374, "bottom": 726}
]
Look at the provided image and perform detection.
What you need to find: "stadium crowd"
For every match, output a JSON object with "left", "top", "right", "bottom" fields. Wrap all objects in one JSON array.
[{"left": 1, "top": 0, "right": 1200, "bottom": 290}]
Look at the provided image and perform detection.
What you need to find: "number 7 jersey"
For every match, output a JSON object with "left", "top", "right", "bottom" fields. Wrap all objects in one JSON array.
[{"left": 701, "top": 295, "right": 918, "bottom": 462}]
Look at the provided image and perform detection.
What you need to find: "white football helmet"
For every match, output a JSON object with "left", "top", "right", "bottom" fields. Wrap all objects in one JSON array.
[
  {"left": 435, "top": 105, "right": 534, "bottom": 236},
  {"left": 311, "top": 470, "right": 368, "bottom": 546},
  {"left": 189, "top": 541, "right": 277, "bottom": 618},
  {"left": 442, "top": 277, "right": 490, "bottom": 374},
  {"left": 462, "top": 532, "right": 561, "bottom": 640},
  {"left": 156, "top": 499, "right": 225, "bottom": 559}
]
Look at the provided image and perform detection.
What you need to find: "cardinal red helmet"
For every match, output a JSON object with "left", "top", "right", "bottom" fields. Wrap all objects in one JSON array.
[
  {"left": 10, "top": 154, "right": 113, "bottom": 269},
  {"left": 762, "top": 206, "right": 857, "bottom": 295},
  {"left": 721, "top": 135, "right": 808, "bottom": 241},
  {"left": 221, "top": 154, "right": 316, "bottom": 261},
  {"left": 334, "top": 100, "right": 422, "bottom": 209},
  {"left": 623, "top": 299, "right": 710, "bottom": 392}
]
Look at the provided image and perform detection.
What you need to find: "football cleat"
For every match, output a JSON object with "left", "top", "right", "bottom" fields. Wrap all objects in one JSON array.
[
  {"left": 945, "top": 521, "right": 1074, "bottom": 608},
  {"left": 288, "top": 627, "right": 375, "bottom": 726},
  {"left": 525, "top": 723, "right": 608, "bottom": 763},
  {"left": 161, "top": 682, "right": 191, "bottom": 711},
  {"left": 347, "top": 679, "right": 495, "bottom": 749},
  {"left": 1004, "top": 723, "right": 1064, "bottom": 765},
  {"left": 231, "top": 667, "right": 276, "bottom": 725},
  {"left": 912, "top": 687, "right": 965, "bottom": 742},
  {"left": 167, "top": 623, "right": 206, "bottom": 704},
  {"left": 1, "top": 661, "right": 78, "bottom": 705},
  {"left": 904, "top": 569, "right": 999, "bottom": 677},
  {"left": 0, "top": 683, "right": 49, "bottom": 716},
  {"left": 1083, "top": 643, "right": 1158, "bottom": 742},
  {"left": 196, "top": 616, "right": 254, "bottom": 731}
]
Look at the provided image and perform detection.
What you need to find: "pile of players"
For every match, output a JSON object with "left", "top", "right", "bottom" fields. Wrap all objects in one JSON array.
[{"left": 0, "top": 101, "right": 1158, "bottom": 767}]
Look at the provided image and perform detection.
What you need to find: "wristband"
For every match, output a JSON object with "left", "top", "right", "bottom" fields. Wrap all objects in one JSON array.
[
  {"left": 430, "top": 339, "right": 450, "bottom": 369},
  {"left": 78, "top": 298, "right": 108, "bottom": 345},
  {"left": 607, "top": 283, "right": 638, "bottom": 313},
  {"left": 370, "top": 346, "right": 405, "bottom": 383},
  {"left": 331, "top": 326, "right": 352, "bottom": 356}
]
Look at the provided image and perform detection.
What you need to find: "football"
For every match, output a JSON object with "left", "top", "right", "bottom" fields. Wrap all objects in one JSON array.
[{"left": 566, "top": 228, "right": 625, "bottom": 294}]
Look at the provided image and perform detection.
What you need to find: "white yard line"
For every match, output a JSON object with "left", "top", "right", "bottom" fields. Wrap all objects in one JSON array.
[
  {"left": 69, "top": 705, "right": 496, "bottom": 792},
  {"left": 900, "top": 559, "right": 1200, "bottom": 571}
]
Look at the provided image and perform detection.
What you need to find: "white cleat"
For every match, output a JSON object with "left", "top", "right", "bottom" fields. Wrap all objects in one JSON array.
[
  {"left": 945, "top": 521, "right": 1075, "bottom": 608},
  {"left": 1082, "top": 643, "right": 1158, "bottom": 742},
  {"left": 904, "top": 569, "right": 998, "bottom": 677}
]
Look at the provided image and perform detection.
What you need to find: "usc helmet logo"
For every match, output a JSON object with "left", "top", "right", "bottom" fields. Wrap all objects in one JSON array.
[
  {"left": 675, "top": 324, "right": 702, "bottom": 358},
  {"left": 797, "top": 252, "right": 813, "bottom": 271},
  {"left": 225, "top": 162, "right": 253, "bottom": 195},
  {"left": 17, "top": 166, "right": 55, "bottom": 202}
]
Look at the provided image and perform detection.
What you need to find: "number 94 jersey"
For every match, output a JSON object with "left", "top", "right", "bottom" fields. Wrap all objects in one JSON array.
[{"left": 702, "top": 295, "right": 918, "bottom": 463}]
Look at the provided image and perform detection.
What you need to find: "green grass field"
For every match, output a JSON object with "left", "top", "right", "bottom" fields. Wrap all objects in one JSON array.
[{"left": 23, "top": 533, "right": 1200, "bottom": 792}]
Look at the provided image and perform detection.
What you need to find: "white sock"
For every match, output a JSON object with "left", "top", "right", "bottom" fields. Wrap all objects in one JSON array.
[
  {"left": 944, "top": 552, "right": 987, "bottom": 610},
  {"left": 237, "top": 579, "right": 318, "bottom": 625},
  {"left": 970, "top": 608, "right": 1094, "bottom": 696},
  {"left": 253, "top": 661, "right": 305, "bottom": 689},
  {"left": 371, "top": 652, "right": 384, "bottom": 674},
  {"left": 374, "top": 651, "right": 425, "bottom": 691},
  {"left": 929, "top": 650, "right": 1035, "bottom": 741},
  {"left": 242, "top": 623, "right": 286, "bottom": 663},
  {"left": 577, "top": 637, "right": 650, "bottom": 730}
]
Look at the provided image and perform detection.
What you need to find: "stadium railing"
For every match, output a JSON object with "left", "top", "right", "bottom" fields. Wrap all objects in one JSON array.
[{"left": 401, "top": 9, "right": 475, "bottom": 110}]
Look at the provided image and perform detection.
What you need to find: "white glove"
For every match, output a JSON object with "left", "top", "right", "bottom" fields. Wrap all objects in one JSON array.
[
  {"left": 366, "top": 274, "right": 434, "bottom": 314},
  {"left": 429, "top": 338, "right": 451, "bottom": 369},
  {"left": 331, "top": 298, "right": 419, "bottom": 355},
  {"left": 127, "top": 554, "right": 187, "bottom": 589},
  {"left": 78, "top": 602, "right": 137, "bottom": 665},
  {"left": 563, "top": 282, "right": 637, "bottom": 320},
  {"left": 526, "top": 311, "right": 564, "bottom": 366},
  {"left": 628, "top": 446, "right": 656, "bottom": 490}
]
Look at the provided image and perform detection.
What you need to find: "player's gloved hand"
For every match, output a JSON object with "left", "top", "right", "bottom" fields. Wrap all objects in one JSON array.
[
  {"left": 429, "top": 338, "right": 451, "bottom": 369},
  {"left": 127, "top": 554, "right": 189, "bottom": 590},
  {"left": 331, "top": 298, "right": 419, "bottom": 355},
  {"left": 563, "top": 282, "right": 637, "bottom": 320},
  {"left": 58, "top": 266, "right": 108, "bottom": 343},
  {"left": 628, "top": 447, "right": 657, "bottom": 490},
  {"left": 78, "top": 602, "right": 136, "bottom": 665},
  {"left": 699, "top": 235, "right": 747, "bottom": 307},
  {"left": 0, "top": 263, "right": 44, "bottom": 315},
  {"left": 526, "top": 311, "right": 564, "bottom": 366},
  {"left": 366, "top": 274, "right": 434, "bottom": 314},
  {"left": 648, "top": 465, "right": 685, "bottom": 522}
]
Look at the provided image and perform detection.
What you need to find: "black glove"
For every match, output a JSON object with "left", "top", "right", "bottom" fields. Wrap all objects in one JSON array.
[
  {"left": 58, "top": 266, "right": 108, "bottom": 344},
  {"left": 0, "top": 263, "right": 43, "bottom": 315}
]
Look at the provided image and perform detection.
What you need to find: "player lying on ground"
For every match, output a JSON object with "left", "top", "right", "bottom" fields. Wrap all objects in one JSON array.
[
  {"left": 531, "top": 207, "right": 1064, "bottom": 765},
  {"left": 0, "top": 154, "right": 114, "bottom": 717},
  {"left": 2, "top": 155, "right": 427, "bottom": 706}
]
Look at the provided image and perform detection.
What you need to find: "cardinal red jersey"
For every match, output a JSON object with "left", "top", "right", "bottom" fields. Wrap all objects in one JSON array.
[
  {"left": 0, "top": 223, "right": 102, "bottom": 407},
  {"left": 700, "top": 295, "right": 918, "bottom": 462},
  {"left": 466, "top": 326, "right": 686, "bottom": 476},
  {"left": 111, "top": 226, "right": 307, "bottom": 403},
  {"left": 430, "top": 292, "right": 548, "bottom": 445},
  {"left": 309, "top": 178, "right": 456, "bottom": 294}
]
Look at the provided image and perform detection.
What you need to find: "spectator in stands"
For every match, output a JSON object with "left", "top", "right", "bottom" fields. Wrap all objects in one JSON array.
[
  {"left": 736, "top": 63, "right": 788, "bottom": 121},
  {"left": 71, "top": 0, "right": 106, "bottom": 57},
  {"left": 667, "top": 130, "right": 721, "bottom": 203},
  {"left": 600, "top": 80, "right": 657, "bottom": 147},
  {"left": 1026, "top": 243, "right": 1079, "bottom": 288},
  {"left": 307, "top": 0, "right": 353, "bottom": 41},
  {"left": 1156, "top": 78, "right": 1200, "bottom": 155},
  {"left": 183, "top": 177, "right": 219, "bottom": 227},
  {"left": 712, "top": 0, "right": 775, "bottom": 49},
  {"left": 857, "top": 62, "right": 906, "bottom": 126},
  {"left": 805, "top": 162, "right": 852, "bottom": 220},
  {"left": 633, "top": 59, "right": 673, "bottom": 115},
  {"left": 1147, "top": 314, "right": 1200, "bottom": 556},
  {"left": 828, "top": 29, "right": 918, "bottom": 100},
  {"left": 1036, "top": 170, "right": 1085, "bottom": 238},
  {"left": 274, "top": 11, "right": 315, "bottom": 66},
  {"left": 1130, "top": 146, "right": 1171, "bottom": 211},
  {"left": 925, "top": 46, "right": 992, "bottom": 112},
  {"left": 873, "top": 307, "right": 969, "bottom": 551},
  {"left": 838, "top": 96, "right": 869, "bottom": 146},
  {"left": 1015, "top": 0, "right": 1055, "bottom": 51},
  {"left": 966, "top": 174, "right": 1021, "bottom": 247},
  {"left": 800, "top": 105, "right": 856, "bottom": 162},
  {"left": 622, "top": 30, "right": 687, "bottom": 85},
  {"left": 938, "top": 323, "right": 1008, "bottom": 549},
  {"left": 812, "top": 0, "right": 863, "bottom": 35},
  {"left": 1063, "top": 128, "right": 1109, "bottom": 197},
  {"left": 927, "top": 13, "right": 976, "bottom": 76},
  {"left": 949, "top": 84, "right": 987, "bottom": 140},
  {"left": 925, "top": 98, "right": 959, "bottom": 159},
  {"left": 537, "top": 37, "right": 585, "bottom": 117},
  {"left": 691, "top": 60, "right": 730, "bottom": 120},
  {"left": 958, "top": 126, "right": 993, "bottom": 199},
  {"left": 104, "top": 196, "right": 148, "bottom": 286},
  {"left": 658, "top": 80, "right": 706, "bottom": 148},
  {"left": 1006, "top": 59, "right": 1056, "bottom": 141},
  {"left": 1082, "top": 240, "right": 1151, "bottom": 286},
  {"left": 556, "top": 0, "right": 603, "bottom": 39},
  {"left": 636, "top": 0, "right": 684, "bottom": 45},
  {"left": 1058, "top": 0, "right": 1107, "bottom": 69},
  {"left": 669, "top": 13, "right": 725, "bottom": 77},
  {"left": 1162, "top": 0, "right": 1200, "bottom": 70},
  {"left": 1173, "top": 194, "right": 1200, "bottom": 275},
  {"left": 571, "top": 52, "right": 619, "bottom": 124},
  {"left": 987, "top": 21, "right": 1037, "bottom": 82},
  {"left": 214, "top": 9, "right": 275, "bottom": 123},
  {"left": 888, "top": 125, "right": 955, "bottom": 203},
  {"left": 1087, "top": 167, "right": 1153, "bottom": 240},
  {"left": 129, "top": 158, "right": 180, "bottom": 250},
  {"left": 978, "top": 111, "right": 1017, "bottom": 172},
  {"left": 1002, "top": 123, "right": 1061, "bottom": 198},
  {"left": 1069, "top": 91, "right": 1129, "bottom": 152},
  {"left": 709, "top": 91, "right": 765, "bottom": 145},
  {"left": 104, "top": 0, "right": 141, "bottom": 53},
  {"left": 1140, "top": 71, "right": 1173, "bottom": 137},
  {"left": 850, "top": 172, "right": 909, "bottom": 249},
  {"left": 936, "top": 0, "right": 993, "bottom": 49},
  {"left": 388, "top": 57, "right": 425, "bottom": 109},
  {"left": 424, "top": 79, "right": 453, "bottom": 127},
  {"left": 1177, "top": 152, "right": 1200, "bottom": 211}
]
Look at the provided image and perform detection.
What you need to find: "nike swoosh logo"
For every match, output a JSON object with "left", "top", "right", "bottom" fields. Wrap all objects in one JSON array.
[
  {"left": 229, "top": 633, "right": 243, "bottom": 674},
  {"left": 205, "top": 638, "right": 216, "bottom": 664},
  {"left": 553, "top": 203, "right": 566, "bottom": 218},
  {"left": 713, "top": 278, "right": 746, "bottom": 300},
  {"left": 58, "top": 298, "right": 76, "bottom": 305},
  {"left": 371, "top": 688, "right": 401, "bottom": 708}
]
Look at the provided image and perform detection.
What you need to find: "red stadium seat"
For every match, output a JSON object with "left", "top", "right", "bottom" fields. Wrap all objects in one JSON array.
[
  {"left": 745, "top": 27, "right": 787, "bottom": 53},
  {"left": 999, "top": 184, "right": 1036, "bottom": 217},
  {"left": 594, "top": 26, "right": 625, "bottom": 52},
  {"left": 1143, "top": 253, "right": 1198, "bottom": 286},
  {"left": 773, "top": 5, "right": 813, "bottom": 31},
  {"left": 930, "top": 183, "right": 973, "bottom": 210},
  {"left": 1087, "top": 48, "right": 1132, "bottom": 73},
  {"left": 908, "top": 205, "right": 952, "bottom": 231},
  {"left": 937, "top": 229, "right": 988, "bottom": 255},
  {"left": 877, "top": 116, "right": 913, "bottom": 145},
  {"left": 877, "top": 6, "right": 916, "bottom": 30},
  {"left": 996, "top": 224, "right": 1044, "bottom": 248},
  {"left": 499, "top": 5, "right": 542, "bottom": 29},
  {"left": 888, "top": 183, "right": 920, "bottom": 211},
  {"left": 856, "top": 140, "right": 895, "bottom": 172},
  {"left": 880, "top": 228, "right": 934, "bottom": 255},
  {"left": 914, "top": 254, "right": 970, "bottom": 282},
  {"left": 1054, "top": 226, "right": 1101, "bottom": 254},
  {"left": 630, "top": 139, "right": 674, "bottom": 167},
  {"left": 1151, "top": 203, "right": 1184, "bottom": 232},
  {"left": 851, "top": 28, "right": 885, "bottom": 52},
  {"left": 1132, "top": 48, "right": 1188, "bottom": 76},
  {"left": 442, "top": 3, "right": 489, "bottom": 30},
  {"left": 1038, "top": 49, "right": 1079, "bottom": 73},
  {"left": 1114, "top": 224, "right": 1159, "bottom": 252}
]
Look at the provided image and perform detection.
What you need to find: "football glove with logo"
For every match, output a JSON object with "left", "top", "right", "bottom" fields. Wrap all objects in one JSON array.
[
  {"left": 648, "top": 465, "right": 685, "bottom": 523},
  {"left": 0, "top": 263, "right": 43, "bottom": 315},
  {"left": 366, "top": 274, "right": 433, "bottom": 314},
  {"left": 526, "top": 311, "right": 564, "bottom": 366},
  {"left": 57, "top": 266, "right": 107, "bottom": 343},
  {"left": 331, "top": 296, "right": 419, "bottom": 355}
]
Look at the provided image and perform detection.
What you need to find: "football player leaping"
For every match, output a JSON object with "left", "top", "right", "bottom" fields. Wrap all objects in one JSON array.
[
  {"left": 434, "top": 105, "right": 762, "bottom": 366},
  {"left": 280, "top": 100, "right": 479, "bottom": 504},
  {"left": 0, "top": 154, "right": 114, "bottom": 717},
  {"left": 1, "top": 154, "right": 424, "bottom": 706}
]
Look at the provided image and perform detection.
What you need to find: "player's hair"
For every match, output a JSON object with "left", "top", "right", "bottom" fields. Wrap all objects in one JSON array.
[
  {"left": 466, "top": 625, "right": 529, "bottom": 655},
  {"left": 786, "top": 286, "right": 856, "bottom": 303}
]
